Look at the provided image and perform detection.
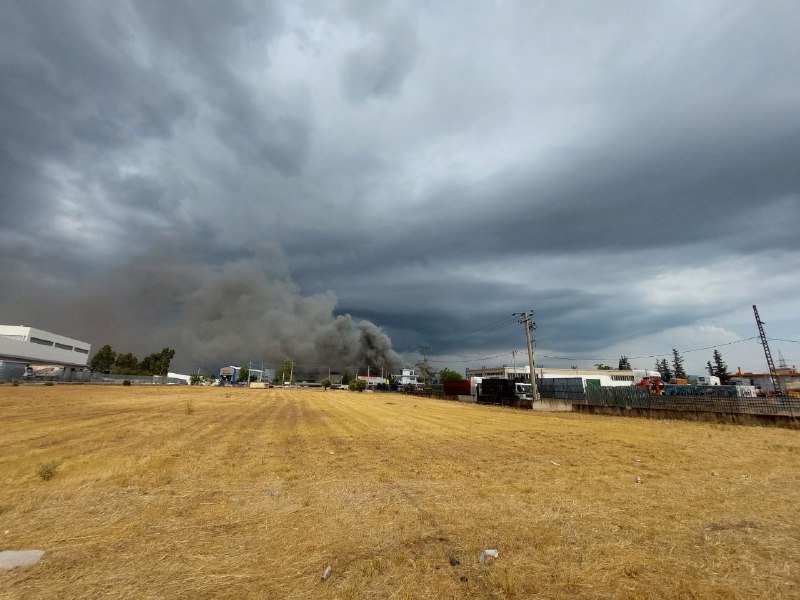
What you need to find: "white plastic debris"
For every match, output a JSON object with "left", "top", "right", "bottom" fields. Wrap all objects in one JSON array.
[
  {"left": 0, "top": 550, "right": 45, "bottom": 570},
  {"left": 635, "top": 476, "right": 642, "bottom": 484},
  {"left": 479, "top": 549, "right": 499, "bottom": 564},
  {"left": 322, "top": 565, "right": 332, "bottom": 581},
  {"left": 550, "top": 461, "right": 560, "bottom": 466}
]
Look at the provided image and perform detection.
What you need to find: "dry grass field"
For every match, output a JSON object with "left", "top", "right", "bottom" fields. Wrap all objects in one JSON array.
[{"left": 1, "top": 385, "right": 799, "bottom": 599}]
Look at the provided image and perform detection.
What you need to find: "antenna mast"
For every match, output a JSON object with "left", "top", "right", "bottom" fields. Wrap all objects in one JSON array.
[{"left": 753, "top": 305, "right": 781, "bottom": 394}]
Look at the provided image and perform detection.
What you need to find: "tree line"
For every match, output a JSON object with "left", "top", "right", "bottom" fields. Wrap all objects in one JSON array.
[
  {"left": 613, "top": 348, "right": 729, "bottom": 382},
  {"left": 90, "top": 345, "right": 175, "bottom": 376}
]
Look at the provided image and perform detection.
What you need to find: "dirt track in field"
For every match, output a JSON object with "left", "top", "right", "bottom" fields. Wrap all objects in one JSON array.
[{"left": 1, "top": 385, "right": 799, "bottom": 599}]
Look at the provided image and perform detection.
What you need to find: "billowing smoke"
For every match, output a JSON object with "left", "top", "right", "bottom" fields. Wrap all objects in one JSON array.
[{"left": 1, "top": 242, "right": 402, "bottom": 374}]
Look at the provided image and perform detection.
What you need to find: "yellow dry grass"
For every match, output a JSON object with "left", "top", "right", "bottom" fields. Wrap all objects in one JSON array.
[{"left": 1, "top": 385, "right": 799, "bottom": 599}]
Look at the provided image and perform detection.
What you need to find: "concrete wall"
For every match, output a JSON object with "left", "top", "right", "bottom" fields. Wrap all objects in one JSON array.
[
  {"left": 532, "top": 398, "right": 573, "bottom": 412},
  {"left": 573, "top": 404, "right": 800, "bottom": 429}
]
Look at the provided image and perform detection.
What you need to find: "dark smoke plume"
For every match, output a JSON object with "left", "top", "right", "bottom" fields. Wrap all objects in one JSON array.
[{"left": 0, "top": 242, "right": 402, "bottom": 374}]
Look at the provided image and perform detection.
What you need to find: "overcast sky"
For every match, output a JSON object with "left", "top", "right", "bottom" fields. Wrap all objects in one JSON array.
[{"left": 2, "top": 1, "right": 799, "bottom": 375}]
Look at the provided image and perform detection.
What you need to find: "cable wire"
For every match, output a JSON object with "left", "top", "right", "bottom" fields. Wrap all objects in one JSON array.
[{"left": 424, "top": 337, "right": 762, "bottom": 366}]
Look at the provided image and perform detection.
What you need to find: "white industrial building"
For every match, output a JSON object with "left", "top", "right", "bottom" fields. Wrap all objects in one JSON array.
[
  {"left": 465, "top": 365, "right": 657, "bottom": 387},
  {"left": 0, "top": 325, "right": 91, "bottom": 368}
]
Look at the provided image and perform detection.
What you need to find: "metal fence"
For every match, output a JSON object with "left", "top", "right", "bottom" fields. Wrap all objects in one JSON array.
[
  {"left": 537, "top": 378, "right": 586, "bottom": 401},
  {"left": 577, "top": 386, "right": 800, "bottom": 417},
  {"left": 1, "top": 370, "right": 187, "bottom": 385}
]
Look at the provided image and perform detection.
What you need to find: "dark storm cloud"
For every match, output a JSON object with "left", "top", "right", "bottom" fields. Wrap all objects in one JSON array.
[
  {"left": 132, "top": 0, "right": 311, "bottom": 175},
  {"left": 0, "top": 2, "right": 190, "bottom": 228},
  {"left": 2, "top": 1, "right": 799, "bottom": 374}
]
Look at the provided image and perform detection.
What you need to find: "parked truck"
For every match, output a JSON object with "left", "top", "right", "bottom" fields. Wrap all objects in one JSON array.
[{"left": 476, "top": 378, "right": 532, "bottom": 409}]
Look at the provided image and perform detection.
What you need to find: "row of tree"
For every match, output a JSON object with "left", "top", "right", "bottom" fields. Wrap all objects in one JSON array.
[
  {"left": 613, "top": 348, "right": 729, "bottom": 383},
  {"left": 90, "top": 345, "right": 175, "bottom": 376}
]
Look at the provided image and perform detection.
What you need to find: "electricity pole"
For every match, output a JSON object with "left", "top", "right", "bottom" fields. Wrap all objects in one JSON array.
[
  {"left": 513, "top": 311, "right": 539, "bottom": 402},
  {"left": 418, "top": 345, "right": 430, "bottom": 384},
  {"left": 511, "top": 349, "right": 518, "bottom": 376}
]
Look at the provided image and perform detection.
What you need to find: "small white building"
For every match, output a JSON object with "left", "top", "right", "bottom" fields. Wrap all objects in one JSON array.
[
  {"left": 0, "top": 325, "right": 91, "bottom": 367},
  {"left": 398, "top": 368, "right": 420, "bottom": 386}
]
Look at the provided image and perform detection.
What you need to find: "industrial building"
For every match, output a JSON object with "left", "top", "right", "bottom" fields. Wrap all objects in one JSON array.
[
  {"left": 730, "top": 362, "right": 800, "bottom": 394},
  {"left": 465, "top": 365, "right": 655, "bottom": 387},
  {"left": 0, "top": 325, "right": 91, "bottom": 381}
]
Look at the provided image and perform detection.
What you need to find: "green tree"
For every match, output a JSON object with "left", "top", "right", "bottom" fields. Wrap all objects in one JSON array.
[
  {"left": 341, "top": 371, "right": 352, "bottom": 385},
  {"left": 321, "top": 378, "right": 332, "bottom": 390},
  {"left": 190, "top": 374, "right": 202, "bottom": 385},
  {"left": 237, "top": 366, "right": 249, "bottom": 383},
  {"left": 594, "top": 363, "right": 613, "bottom": 371},
  {"left": 657, "top": 358, "right": 672, "bottom": 382},
  {"left": 438, "top": 367, "right": 464, "bottom": 381},
  {"left": 111, "top": 352, "right": 140, "bottom": 375},
  {"left": 155, "top": 347, "right": 175, "bottom": 376},
  {"left": 90, "top": 344, "right": 117, "bottom": 373},
  {"left": 710, "top": 350, "right": 729, "bottom": 382},
  {"left": 671, "top": 349, "right": 687, "bottom": 379},
  {"left": 348, "top": 379, "right": 367, "bottom": 392},
  {"left": 274, "top": 359, "right": 293, "bottom": 384},
  {"left": 618, "top": 356, "right": 632, "bottom": 370},
  {"left": 139, "top": 347, "right": 175, "bottom": 376}
]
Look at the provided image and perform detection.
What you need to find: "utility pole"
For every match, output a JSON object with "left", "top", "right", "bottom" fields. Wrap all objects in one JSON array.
[
  {"left": 418, "top": 345, "right": 430, "bottom": 384},
  {"left": 511, "top": 349, "right": 518, "bottom": 376},
  {"left": 513, "top": 311, "right": 539, "bottom": 402}
]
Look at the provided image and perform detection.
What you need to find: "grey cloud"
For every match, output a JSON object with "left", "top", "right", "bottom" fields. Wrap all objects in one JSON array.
[
  {"left": 2, "top": 2, "right": 799, "bottom": 374},
  {"left": 341, "top": 19, "right": 419, "bottom": 103},
  {"left": 133, "top": 1, "right": 311, "bottom": 175}
]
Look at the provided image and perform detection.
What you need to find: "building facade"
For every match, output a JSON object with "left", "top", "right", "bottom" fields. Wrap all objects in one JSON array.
[
  {"left": 465, "top": 365, "right": 657, "bottom": 387},
  {"left": 0, "top": 325, "right": 91, "bottom": 367}
]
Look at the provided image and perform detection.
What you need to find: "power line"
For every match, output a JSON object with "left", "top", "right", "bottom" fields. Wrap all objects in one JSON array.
[
  {"left": 768, "top": 337, "right": 800, "bottom": 344},
  {"left": 426, "top": 337, "right": 761, "bottom": 366},
  {"left": 439, "top": 314, "right": 518, "bottom": 344},
  {"left": 428, "top": 351, "right": 516, "bottom": 364},
  {"left": 535, "top": 336, "right": 760, "bottom": 362}
]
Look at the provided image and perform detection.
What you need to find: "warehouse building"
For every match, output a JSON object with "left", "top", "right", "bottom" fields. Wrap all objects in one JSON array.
[
  {"left": 0, "top": 325, "right": 91, "bottom": 381},
  {"left": 0, "top": 325, "right": 91, "bottom": 366},
  {"left": 465, "top": 365, "right": 656, "bottom": 387}
]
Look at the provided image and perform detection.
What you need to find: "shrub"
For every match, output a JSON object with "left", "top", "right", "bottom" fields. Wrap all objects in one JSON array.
[
  {"left": 321, "top": 378, "right": 332, "bottom": 390},
  {"left": 122, "top": 380, "right": 131, "bottom": 386},
  {"left": 44, "top": 381, "right": 54, "bottom": 387},
  {"left": 37, "top": 460, "right": 61, "bottom": 481},
  {"left": 12, "top": 381, "right": 19, "bottom": 387},
  {"left": 348, "top": 379, "right": 367, "bottom": 392}
]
